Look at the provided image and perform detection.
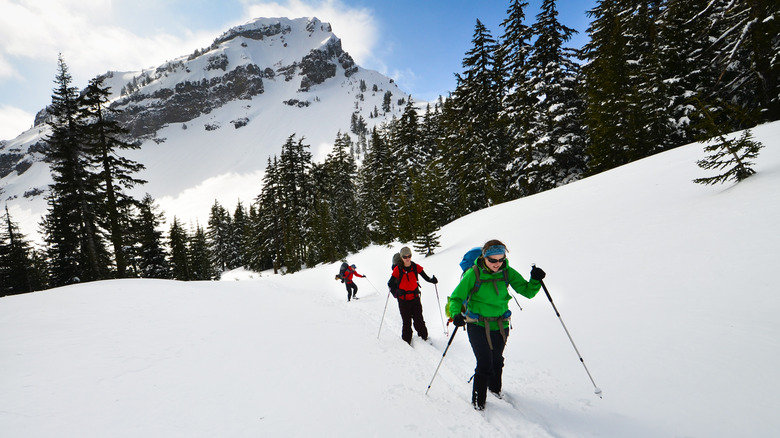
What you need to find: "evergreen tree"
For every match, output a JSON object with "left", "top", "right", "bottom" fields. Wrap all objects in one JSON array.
[
  {"left": 693, "top": 129, "right": 764, "bottom": 185},
  {"left": 42, "top": 55, "right": 110, "bottom": 286},
  {"left": 79, "top": 76, "right": 146, "bottom": 278},
  {"left": 440, "top": 20, "right": 509, "bottom": 214},
  {"left": 308, "top": 162, "right": 338, "bottom": 264},
  {"left": 382, "top": 90, "right": 393, "bottom": 113},
  {"left": 324, "top": 131, "right": 361, "bottom": 258},
  {"left": 693, "top": 101, "right": 764, "bottom": 185},
  {"left": 277, "top": 135, "right": 313, "bottom": 273},
  {"left": 206, "top": 200, "right": 233, "bottom": 272},
  {"left": 657, "top": 0, "right": 714, "bottom": 146},
  {"left": 410, "top": 173, "right": 441, "bottom": 257},
  {"left": 706, "top": 0, "right": 780, "bottom": 125},
  {"left": 357, "top": 126, "right": 396, "bottom": 244},
  {"left": 516, "top": 0, "right": 587, "bottom": 195},
  {"left": 134, "top": 194, "right": 170, "bottom": 279},
  {"left": 0, "top": 206, "right": 44, "bottom": 295},
  {"left": 188, "top": 223, "right": 217, "bottom": 280},
  {"left": 391, "top": 98, "right": 423, "bottom": 243},
  {"left": 168, "top": 217, "right": 190, "bottom": 280},
  {"left": 253, "top": 157, "right": 284, "bottom": 273},
  {"left": 243, "top": 203, "right": 260, "bottom": 270},
  {"left": 231, "top": 201, "right": 249, "bottom": 270},
  {"left": 500, "top": 0, "right": 534, "bottom": 149}
]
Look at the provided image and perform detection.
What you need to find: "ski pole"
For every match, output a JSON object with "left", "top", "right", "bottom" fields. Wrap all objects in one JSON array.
[
  {"left": 433, "top": 283, "right": 448, "bottom": 335},
  {"left": 536, "top": 269, "right": 602, "bottom": 398},
  {"left": 365, "top": 277, "right": 382, "bottom": 296},
  {"left": 425, "top": 326, "right": 459, "bottom": 395},
  {"left": 377, "top": 289, "right": 392, "bottom": 339}
]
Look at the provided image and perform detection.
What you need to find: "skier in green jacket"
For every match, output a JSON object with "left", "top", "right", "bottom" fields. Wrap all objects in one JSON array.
[{"left": 447, "top": 239, "right": 546, "bottom": 411}]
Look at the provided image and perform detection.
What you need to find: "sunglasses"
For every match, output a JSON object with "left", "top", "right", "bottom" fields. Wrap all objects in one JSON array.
[
  {"left": 485, "top": 256, "right": 506, "bottom": 264},
  {"left": 402, "top": 255, "right": 412, "bottom": 259}
]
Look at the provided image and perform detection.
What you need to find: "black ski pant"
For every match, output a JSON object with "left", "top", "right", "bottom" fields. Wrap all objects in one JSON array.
[
  {"left": 346, "top": 282, "right": 357, "bottom": 300},
  {"left": 397, "top": 295, "right": 428, "bottom": 343},
  {"left": 467, "top": 322, "right": 508, "bottom": 401}
]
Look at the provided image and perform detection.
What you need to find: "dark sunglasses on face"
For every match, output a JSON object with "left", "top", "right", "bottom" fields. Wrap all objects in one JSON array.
[
  {"left": 486, "top": 256, "right": 506, "bottom": 264},
  {"left": 402, "top": 255, "right": 412, "bottom": 259}
]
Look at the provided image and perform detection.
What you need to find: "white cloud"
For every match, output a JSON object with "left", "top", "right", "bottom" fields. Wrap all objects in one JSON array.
[
  {"left": 0, "top": 105, "right": 35, "bottom": 141},
  {"left": 0, "top": 0, "right": 217, "bottom": 86},
  {"left": 156, "top": 171, "right": 264, "bottom": 229}
]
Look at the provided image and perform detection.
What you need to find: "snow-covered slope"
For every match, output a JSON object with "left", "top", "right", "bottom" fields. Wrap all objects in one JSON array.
[
  {"left": 2, "top": 121, "right": 778, "bottom": 437},
  {"left": 1, "top": 17, "right": 407, "bottom": 235}
]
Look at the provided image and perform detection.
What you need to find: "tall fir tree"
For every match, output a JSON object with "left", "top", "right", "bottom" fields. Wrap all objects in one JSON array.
[
  {"left": 515, "top": 0, "right": 587, "bottom": 195},
  {"left": 79, "top": 75, "right": 146, "bottom": 278},
  {"left": 357, "top": 125, "right": 396, "bottom": 244},
  {"left": 277, "top": 135, "right": 313, "bottom": 273},
  {"left": 308, "top": 162, "right": 338, "bottom": 264},
  {"left": 42, "top": 55, "right": 110, "bottom": 286},
  {"left": 581, "top": 1, "right": 636, "bottom": 175},
  {"left": 188, "top": 223, "right": 217, "bottom": 280},
  {"left": 657, "top": 0, "right": 715, "bottom": 147},
  {"left": 391, "top": 98, "right": 423, "bottom": 243},
  {"left": 705, "top": 0, "right": 780, "bottom": 125},
  {"left": 206, "top": 200, "right": 233, "bottom": 272},
  {"left": 133, "top": 194, "right": 170, "bottom": 279},
  {"left": 324, "top": 131, "right": 362, "bottom": 258},
  {"left": 231, "top": 201, "right": 249, "bottom": 270},
  {"left": 410, "top": 172, "right": 441, "bottom": 257},
  {"left": 0, "top": 206, "right": 44, "bottom": 295},
  {"left": 168, "top": 217, "right": 190, "bottom": 280},
  {"left": 500, "top": 0, "right": 534, "bottom": 144},
  {"left": 440, "top": 20, "right": 509, "bottom": 214},
  {"left": 253, "top": 157, "right": 284, "bottom": 273}
]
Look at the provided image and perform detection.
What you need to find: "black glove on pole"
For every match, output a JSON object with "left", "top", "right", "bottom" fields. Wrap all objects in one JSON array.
[{"left": 534, "top": 265, "right": 602, "bottom": 398}]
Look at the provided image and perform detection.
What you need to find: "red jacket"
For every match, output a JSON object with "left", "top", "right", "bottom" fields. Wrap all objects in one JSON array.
[
  {"left": 343, "top": 266, "right": 363, "bottom": 284},
  {"left": 391, "top": 263, "right": 424, "bottom": 292}
]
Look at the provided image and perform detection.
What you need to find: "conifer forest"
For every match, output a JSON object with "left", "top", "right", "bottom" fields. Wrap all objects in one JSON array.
[{"left": 2, "top": 0, "right": 778, "bottom": 294}]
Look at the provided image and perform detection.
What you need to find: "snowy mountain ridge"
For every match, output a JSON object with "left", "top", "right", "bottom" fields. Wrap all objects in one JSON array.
[{"left": 1, "top": 16, "right": 407, "bottom": 236}]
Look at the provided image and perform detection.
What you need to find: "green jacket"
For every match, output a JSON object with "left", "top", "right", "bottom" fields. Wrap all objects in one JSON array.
[{"left": 447, "top": 258, "right": 541, "bottom": 330}]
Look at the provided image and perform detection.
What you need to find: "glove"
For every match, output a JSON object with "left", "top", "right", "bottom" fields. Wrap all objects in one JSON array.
[
  {"left": 452, "top": 313, "right": 466, "bottom": 327},
  {"left": 430, "top": 275, "right": 438, "bottom": 284},
  {"left": 530, "top": 266, "right": 546, "bottom": 281}
]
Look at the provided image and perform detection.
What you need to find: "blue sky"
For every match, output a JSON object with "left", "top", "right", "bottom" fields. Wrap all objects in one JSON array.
[{"left": 0, "top": 0, "right": 596, "bottom": 140}]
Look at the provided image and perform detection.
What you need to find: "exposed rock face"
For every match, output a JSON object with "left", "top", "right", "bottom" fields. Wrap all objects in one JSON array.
[
  {"left": 1, "top": 17, "right": 382, "bottom": 188},
  {"left": 104, "top": 18, "right": 358, "bottom": 138},
  {"left": 299, "top": 36, "right": 358, "bottom": 91},
  {"left": 113, "top": 64, "right": 269, "bottom": 138}
]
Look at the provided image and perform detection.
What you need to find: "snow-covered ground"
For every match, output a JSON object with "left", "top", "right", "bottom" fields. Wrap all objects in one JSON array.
[{"left": 2, "top": 121, "right": 778, "bottom": 437}]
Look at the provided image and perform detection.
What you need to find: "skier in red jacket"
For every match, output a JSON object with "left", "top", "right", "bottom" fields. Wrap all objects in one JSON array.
[
  {"left": 343, "top": 264, "right": 364, "bottom": 301},
  {"left": 387, "top": 246, "right": 438, "bottom": 344}
]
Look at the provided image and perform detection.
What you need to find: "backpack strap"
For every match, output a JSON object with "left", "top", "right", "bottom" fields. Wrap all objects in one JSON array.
[
  {"left": 465, "top": 260, "right": 509, "bottom": 305},
  {"left": 401, "top": 261, "right": 419, "bottom": 284},
  {"left": 393, "top": 262, "right": 420, "bottom": 291},
  {"left": 462, "top": 260, "right": 513, "bottom": 350}
]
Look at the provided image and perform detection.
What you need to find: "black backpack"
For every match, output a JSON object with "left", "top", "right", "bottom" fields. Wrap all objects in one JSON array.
[{"left": 335, "top": 262, "right": 349, "bottom": 281}]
